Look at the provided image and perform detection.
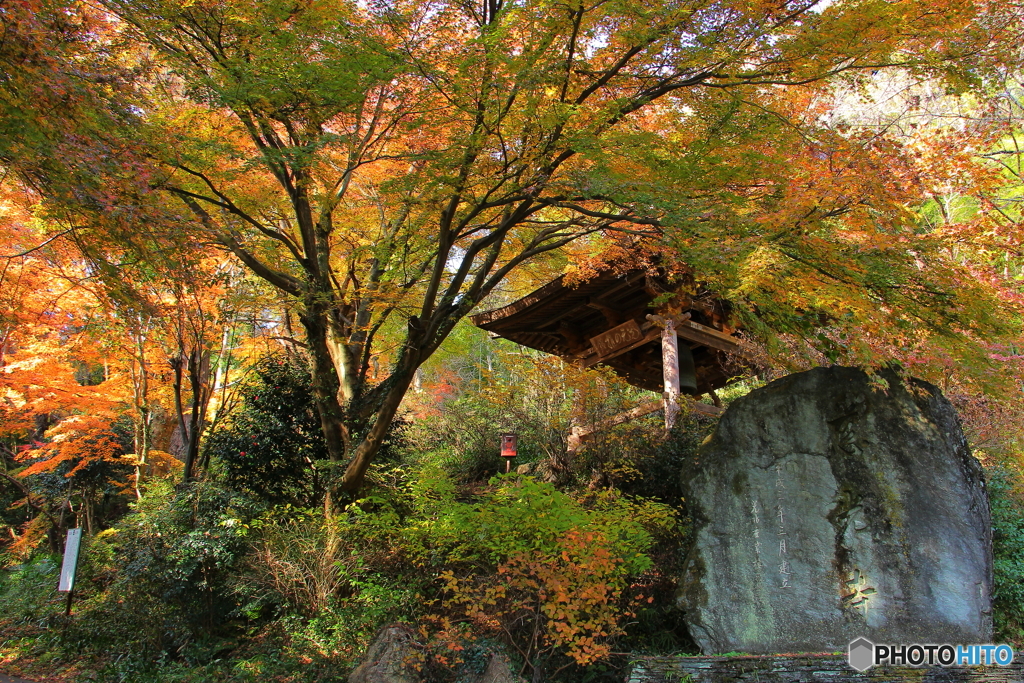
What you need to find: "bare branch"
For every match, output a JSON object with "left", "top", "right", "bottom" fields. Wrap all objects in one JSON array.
[{"left": 0, "top": 227, "right": 76, "bottom": 259}]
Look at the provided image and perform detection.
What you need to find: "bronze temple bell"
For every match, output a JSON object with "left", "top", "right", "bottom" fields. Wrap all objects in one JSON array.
[{"left": 679, "top": 343, "right": 698, "bottom": 396}]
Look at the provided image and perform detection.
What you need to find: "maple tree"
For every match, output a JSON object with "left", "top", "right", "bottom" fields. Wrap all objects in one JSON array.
[
  {"left": 904, "top": 74, "right": 1024, "bottom": 465},
  {"left": 0, "top": 192, "right": 278, "bottom": 556},
  {"left": 3, "top": 0, "right": 1023, "bottom": 509},
  {"left": 0, "top": 160, "right": 270, "bottom": 555},
  {"left": 0, "top": 186, "right": 135, "bottom": 550}
]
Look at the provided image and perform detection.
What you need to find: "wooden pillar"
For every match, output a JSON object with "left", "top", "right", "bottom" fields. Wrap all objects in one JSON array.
[{"left": 662, "top": 320, "right": 680, "bottom": 430}]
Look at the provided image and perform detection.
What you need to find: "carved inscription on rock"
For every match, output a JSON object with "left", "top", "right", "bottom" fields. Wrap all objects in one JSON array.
[{"left": 677, "top": 367, "right": 992, "bottom": 654}]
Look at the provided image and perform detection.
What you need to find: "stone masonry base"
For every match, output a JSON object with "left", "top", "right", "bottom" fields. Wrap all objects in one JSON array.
[{"left": 627, "top": 654, "right": 1024, "bottom": 682}]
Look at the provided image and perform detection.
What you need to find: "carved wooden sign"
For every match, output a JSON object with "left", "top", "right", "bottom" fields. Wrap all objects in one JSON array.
[{"left": 589, "top": 319, "right": 643, "bottom": 359}]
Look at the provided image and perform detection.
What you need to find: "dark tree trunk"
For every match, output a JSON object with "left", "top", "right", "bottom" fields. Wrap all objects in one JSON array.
[
  {"left": 175, "top": 347, "right": 213, "bottom": 482},
  {"left": 300, "top": 305, "right": 352, "bottom": 516}
]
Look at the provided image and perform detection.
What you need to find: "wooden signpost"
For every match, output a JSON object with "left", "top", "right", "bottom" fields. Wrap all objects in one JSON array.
[{"left": 58, "top": 528, "right": 82, "bottom": 616}]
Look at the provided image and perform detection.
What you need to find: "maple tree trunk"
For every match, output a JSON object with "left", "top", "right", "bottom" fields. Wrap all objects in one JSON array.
[
  {"left": 300, "top": 306, "right": 351, "bottom": 517},
  {"left": 133, "top": 403, "right": 150, "bottom": 498},
  {"left": 84, "top": 493, "right": 94, "bottom": 536},
  {"left": 131, "top": 330, "right": 152, "bottom": 497},
  {"left": 336, "top": 310, "right": 435, "bottom": 501},
  {"left": 206, "top": 325, "right": 232, "bottom": 428},
  {"left": 299, "top": 301, "right": 429, "bottom": 512},
  {"left": 182, "top": 349, "right": 211, "bottom": 481},
  {"left": 338, "top": 367, "right": 418, "bottom": 498},
  {"left": 171, "top": 356, "right": 190, "bottom": 479}
]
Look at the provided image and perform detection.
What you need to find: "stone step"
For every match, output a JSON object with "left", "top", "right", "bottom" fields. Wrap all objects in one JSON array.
[{"left": 626, "top": 655, "right": 1024, "bottom": 683}]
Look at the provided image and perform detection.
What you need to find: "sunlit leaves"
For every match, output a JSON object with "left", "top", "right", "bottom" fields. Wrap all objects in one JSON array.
[{"left": 7, "top": 0, "right": 1024, "bottom": 497}]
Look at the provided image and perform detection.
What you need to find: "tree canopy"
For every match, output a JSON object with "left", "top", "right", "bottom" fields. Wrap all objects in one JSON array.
[{"left": 2, "top": 0, "right": 1023, "bottom": 504}]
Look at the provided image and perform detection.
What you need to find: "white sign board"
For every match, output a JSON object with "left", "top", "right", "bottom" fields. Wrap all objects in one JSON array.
[{"left": 58, "top": 528, "right": 82, "bottom": 592}]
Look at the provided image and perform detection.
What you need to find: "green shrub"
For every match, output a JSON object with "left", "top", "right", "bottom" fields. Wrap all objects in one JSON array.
[
  {"left": 0, "top": 448, "right": 685, "bottom": 681},
  {"left": 403, "top": 352, "right": 673, "bottom": 489},
  {"left": 206, "top": 356, "right": 327, "bottom": 506},
  {"left": 990, "top": 466, "right": 1024, "bottom": 645},
  {"left": 36, "top": 480, "right": 265, "bottom": 674},
  {"left": 237, "top": 503, "right": 418, "bottom": 667},
  {"left": 404, "top": 471, "right": 676, "bottom": 678},
  {"left": 612, "top": 411, "right": 716, "bottom": 509},
  {"left": 0, "top": 554, "right": 63, "bottom": 627}
]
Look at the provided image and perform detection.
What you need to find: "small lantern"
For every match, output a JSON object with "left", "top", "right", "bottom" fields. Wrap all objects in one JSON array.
[{"left": 500, "top": 433, "right": 518, "bottom": 472}]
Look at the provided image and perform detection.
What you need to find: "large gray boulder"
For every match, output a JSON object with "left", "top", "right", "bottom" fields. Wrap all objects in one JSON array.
[{"left": 677, "top": 367, "right": 992, "bottom": 654}]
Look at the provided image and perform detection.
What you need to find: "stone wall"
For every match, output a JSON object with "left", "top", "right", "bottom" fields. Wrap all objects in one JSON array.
[{"left": 627, "top": 655, "right": 1023, "bottom": 683}]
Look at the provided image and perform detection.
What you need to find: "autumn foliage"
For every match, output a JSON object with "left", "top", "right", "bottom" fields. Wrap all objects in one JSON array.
[
  {"left": 0, "top": 0, "right": 1023, "bottom": 679},
  {"left": 442, "top": 528, "right": 636, "bottom": 666}
]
